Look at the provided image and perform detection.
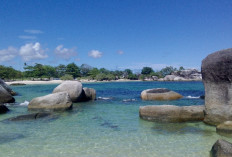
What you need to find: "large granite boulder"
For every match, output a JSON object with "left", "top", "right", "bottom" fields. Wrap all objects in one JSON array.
[
  {"left": 0, "top": 85, "right": 15, "bottom": 103},
  {"left": 141, "top": 88, "right": 183, "bottom": 101},
  {"left": 0, "top": 79, "right": 16, "bottom": 96},
  {"left": 0, "top": 105, "right": 9, "bottom": 114},
  {"left": 82, "top": 87, "right": 96, "bottom": 101},
  {"left": 139, "top": 105, "right": 205, "bottom": 122},
  {"left": 210, "top": 139, "right": 232, "bottom": 157},
  {"left": 216, "top": 121, "right": 232, "bottom": 134},
  {"left": 202, "top": 48, "right": 232, "bottom": 125},
  {"left": 28, "top": 92, "right": 72, "bottom": 111},
  {"left": 52, "top": 81, "right": 83, "bottom": 102}
]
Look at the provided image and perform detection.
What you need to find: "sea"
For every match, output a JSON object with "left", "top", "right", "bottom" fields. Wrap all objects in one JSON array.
[{"left": 0, "top": 81, "right": 231, "bottom": 157}]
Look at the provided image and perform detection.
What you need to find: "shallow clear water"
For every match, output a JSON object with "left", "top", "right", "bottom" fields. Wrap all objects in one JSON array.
[{"left": 0, "top": 81, "right": 231, "bottom": 157}]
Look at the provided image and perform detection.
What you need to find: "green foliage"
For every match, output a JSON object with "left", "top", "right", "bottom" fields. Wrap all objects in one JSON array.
[
  {"left": 66, "top": 63, "right": 81, "bottom": 78},
  {"left": 80, "top": 64, "right": 93, "bottom": 77},
  {"left": 56, "top": 64, "right": 66, "bottom": 77},
  {"left": 128, "top": 74, "right": 138, "bottom": 80},
  {"left": 179, "top": 66, "right": 185, "bottom": 71},
  {"left": 88, "top": 68, "right": 100, "bottom": 79},
  {"left": 60, "top": 74, "right": 74, "bottom": 80},
  {"left": 0, "top": 65, "right": 23, "bottom": 80},
  {"left": 160, "top": 66, "right": 177, "bottom": 77},
  {"left": 141, "top": 67, "right": 154, "bottom": 75}
]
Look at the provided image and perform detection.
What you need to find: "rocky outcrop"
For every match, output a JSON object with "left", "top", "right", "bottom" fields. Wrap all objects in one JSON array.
[
  {"left": 28, "top": 92, "right": 72, "bottom": 111},
  {"left": 0, "top": 105, "right": 9, "bottom": 114},
  {"left": 202, "top": 48, "right": 232, "bottom": 125},
  {"left": 0, "top": 85, "right": 15, "bottom": 103},
  {"left": 141, "top": 88, "right": 183, "bottom": 101},
  {"left": 7, "top": 113, "right": 53, "bottom": 121},
  {"left": 210, "top": 139, "right": 232, "bottom": 157},
  {"left": 52, "top": 81, "right": 83, "bottom": 102},
  {"left": 216, "top": 121, "right": 232, "bottom": 134},
  {"left": 139, "top": 105, "right": 205, "bottom": 122},
  {"left": 82, "top": 87, "right": 96, "bottom": 101},
  {"left": 163, "top": 75, "right": 176, "bottom": 81},
  {"left": 0, "top": 79, "right": 16, "bottom": 96}
]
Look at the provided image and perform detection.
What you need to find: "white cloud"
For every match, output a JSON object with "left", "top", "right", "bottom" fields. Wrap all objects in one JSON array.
[
  {"left": 19, "top": 42, "right": 48, "bottom": 61},
  {"left": 54, "top": 45, "right": 77, "bottom": 61},
  {"left": 88, "top": 50, "right": 103, "bottom": 58},
  {"left": 117, "top": 50, "right": 124, "bottom": 55},
  {"left": 24, "top": 29, "right": 43, "bottom": 34},
  {"left": 0, "top": 47, "right": 17, "bottom": 62},
  {"left": 18, "top": 35, "right": 37, "bottom": 40}
]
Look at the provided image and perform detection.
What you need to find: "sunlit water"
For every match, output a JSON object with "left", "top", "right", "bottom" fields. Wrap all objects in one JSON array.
[{"left": 0, "top": 81, "right": 231, "bottom": 157}]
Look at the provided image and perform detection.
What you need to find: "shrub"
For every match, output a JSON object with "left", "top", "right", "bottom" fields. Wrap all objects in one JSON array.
[{"left": 60, "top": 74, "right": 74, "bottom": 80}]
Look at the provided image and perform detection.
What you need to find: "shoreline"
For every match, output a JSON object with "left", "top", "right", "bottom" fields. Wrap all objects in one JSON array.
[{"left": 5, "top": 79, "right": 202, "bottom": 85}]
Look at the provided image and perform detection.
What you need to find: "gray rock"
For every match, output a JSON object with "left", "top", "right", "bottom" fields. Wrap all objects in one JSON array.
[
  {"left": 173, "top": 76, "right": 186, "bottom": 81},
  {"left": 163, "top": 75, "right": 176, "bottom": 81},
  {"left": 82, "top": 87, "right": 96, "bottom": 101},
  {"left": 28, "top": 92, "right": 72, "bottom": 111},
  {"left": 7, "top": 113, "right": 53, "bottom": 121},
  {"left": 139, "top": 105, "right": 205, "bottom": 122},
  {"left": 202, "top": 48, "right": 232, "bottom": 125},
  {"left": 0, "top": 85, "right": 15, "bottom": 103},
  {"left": 216, "top": 121, "right": 232, "bottom": 134},
  {"left": 0, "top": 79, "right": 16, "bottom": 96},
  {"left": 0, "top": 105, "right": 9, "bottom": 114},
  {"left": 210, "top": 139, "right": 232, "bottom": 157},
  {"left": 52, "top": 81, "right": 83, "bottom": 102},
  {"left": 141, "top": 88, "right": 183, "bottom": 101}
]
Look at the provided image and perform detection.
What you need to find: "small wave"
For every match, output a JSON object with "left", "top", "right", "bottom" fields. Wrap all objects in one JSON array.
[
  {"left": 186, "top": 96, "right": 200, "bottom": 99},
  {"left": 19, "top": 101, "right": 29, "bottom": 106},
  {"left": 122, "top": 99, "right": 136, "bottom": 102},
  {"left": 97, "top": 97, "right": 112, "bottom": 100}
]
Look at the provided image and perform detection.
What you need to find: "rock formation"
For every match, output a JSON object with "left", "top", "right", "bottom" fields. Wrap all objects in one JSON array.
[
  {"left": 202, "top": 48, "right": 232, "bottom": 125},
  {"left": 141, "top": 88, "right": 183, "bottom": 101},
  {"left": 210, "top": 139, "right": 232, "bottom": 157},
  {"left": 139, "top": 105, "right": 205, "bottom": 122}
]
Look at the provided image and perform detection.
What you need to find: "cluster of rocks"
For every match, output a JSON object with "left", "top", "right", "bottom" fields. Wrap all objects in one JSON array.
[
  {"left": 140, "top": 48, "right": 232, "bottom": 156},
  {"left": 28, "top": 81, "right": 96, "bottom": 111}
]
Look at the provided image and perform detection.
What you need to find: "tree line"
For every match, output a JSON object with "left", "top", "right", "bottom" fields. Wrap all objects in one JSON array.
[{"left": 0, "top": 63, "right": 185, "bottom": 81}]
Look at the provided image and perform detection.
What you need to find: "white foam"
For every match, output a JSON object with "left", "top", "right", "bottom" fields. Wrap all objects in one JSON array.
[
  {"left": 123, "top": 99, "right": 136, "bottom": 102},
  {"left": 186, "top": 96, "right": 200, "bottom": 99},
  {"left": 19, "top": 100, "right": 29, "bottom": 106},
  {"left": 97, "top": 97, "right": 112, "bottom": 100}
]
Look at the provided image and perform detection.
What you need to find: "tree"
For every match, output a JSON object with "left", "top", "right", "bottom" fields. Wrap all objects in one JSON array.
[
  {"left": 80, "top": 64, "right": 93, "bottom": 77},
  {"left": 160, "top": 66, "right": 177, "bottom": 77},
  {"left": 88, "top": 68, "right": 100, "bottom": 79},
  {"left": 179, "top": 66, "right": 185, "bottom": 71},
  {"left": 66, "top": 63, "right": 80, "bottom": 78},
  {"left": 56, "top": 64, "right": 66, "bottom": 78},
  {"left": 141, "top": 67, "right": 154, "bottom": 75}
]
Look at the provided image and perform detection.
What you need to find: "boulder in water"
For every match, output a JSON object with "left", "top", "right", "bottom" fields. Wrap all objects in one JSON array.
[
  {"left": 0, "top": 105, "right": 9, "bottom": 114},
  {"left": 141, "top": 88, "right": 183, "bottom": 101},
  {"left": 202, "top": 48, "right": 232, "bottom": 125},
  {"left": 0, "top": 85, "right": 15, "bottom": 103},
  {"left": 210, "top": 139, "right": 232, "bottom": 157},
  {"left": 139, "top": 105, "right": 205, "bottom": 122},
  {"left": 28, "top": 92, "right": 72, "bottom": 111},
  {"left": 52, "top": 81, "right": 83, "bottom": 102},
  {"left": 7, "top": 112, "right": 53, "bottom": 121},
  {"left": 216, "top": 121, "right": 232, "bottom": 134},
  {"left": 82, "top": 87, "right": 96, "bottom": 101}
]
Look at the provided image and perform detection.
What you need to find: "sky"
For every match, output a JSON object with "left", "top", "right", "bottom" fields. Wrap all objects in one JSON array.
[{"left": 0, "top": 0, "right": 231, "bottom": 71}]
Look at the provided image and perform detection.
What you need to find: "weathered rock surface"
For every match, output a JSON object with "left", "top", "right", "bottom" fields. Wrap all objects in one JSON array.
[
  {"left": 28, "top": 92, "right": 72, "bottom": 111},
  {"left": 210, "top": 139, "right": 232, "bottom": 157},
  {"left": 216, "top": 121, "right": 232, "bottom": 134},
  {"left": 82, "top": 87, "right": 96, "bottom": 101},
  {"left": 7, "top": 112, "right": 53, "bottom": 121},
  {"left": 163, "top": 75, "right": 176, "bottom": 81},
  {"left": 0, "top": 105, "right": 9, "bottom": 114},
  {"left": 141, "top": 88, "right": 183, "bottom": 101},
  {"left": 0, "top": 79, "right": 16, "bottom": 96},
  {"left": 202, "top": 48, "right": 232, "bottom": 125},
  {"left": 52, "top": 81, "right": 83, "bottom": 102},
  {"left": 139, "top": 105, "right": 205, "bottom": 122},
  {"left": 0, "top": 85, "right": 15, "bottom": 103}
]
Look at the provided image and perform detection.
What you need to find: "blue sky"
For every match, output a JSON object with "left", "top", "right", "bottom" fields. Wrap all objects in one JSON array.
[{"left": 0, "top": 0, "right": 231, "bottom": 71}]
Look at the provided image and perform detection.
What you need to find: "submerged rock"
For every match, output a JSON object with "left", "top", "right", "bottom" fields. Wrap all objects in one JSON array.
[
  {"left": 9, "top": 83, "right": 26, "bottom": 86},
  {"left": 52, "top": 81, "right": 83, "bottom": 102},
  {"left": 28, "top": 92, "right": 72, "bottom": 111},
  {"left": 202, "top": 48, "right": 232, "bottom": 125},
  {"left": 210, "top": 139, "right": 232, "bottom": 157},
  {"left": 7, "top": 112, "right": 53, "bottom": 121},
  {"left": 139, "top": 105, "right": 205, "bottom": 122},
  {"left": 216, "top": 121, "right": 232, "bottom": 134},
  {"left": 0, "top": 105, "right": 9, "bottom": 114},
  {"left": 141, "top": 88, "right": 183, "bottom": 101}
]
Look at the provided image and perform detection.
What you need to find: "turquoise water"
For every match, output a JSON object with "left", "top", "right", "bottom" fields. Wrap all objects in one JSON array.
[{"left": 0, "top": 81, "right": 231, "bottom": 157}]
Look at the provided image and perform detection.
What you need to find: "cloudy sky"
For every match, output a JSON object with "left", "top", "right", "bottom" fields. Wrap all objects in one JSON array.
[{"left": 0, "top": 0, "right": 231, "bottom": 71}]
